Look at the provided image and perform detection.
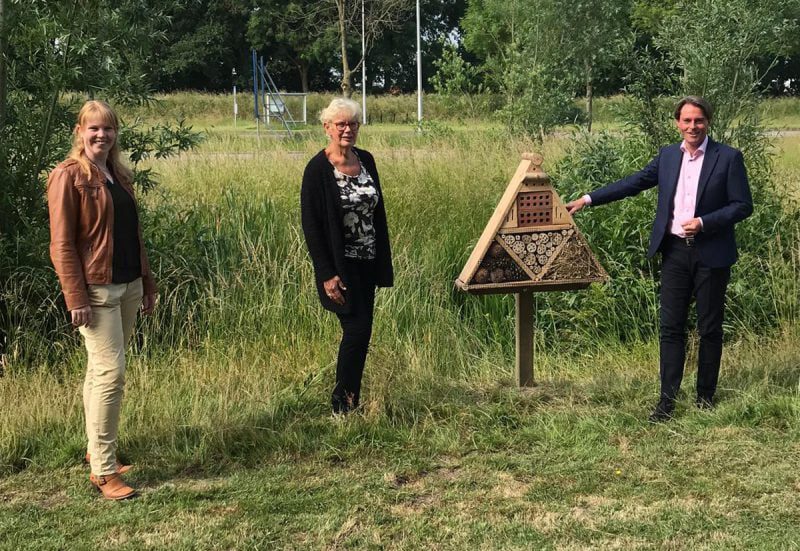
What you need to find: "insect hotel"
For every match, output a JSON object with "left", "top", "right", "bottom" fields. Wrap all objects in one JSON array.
[{"left": 455, "top": 153, "right": 608, "bottom": 387}]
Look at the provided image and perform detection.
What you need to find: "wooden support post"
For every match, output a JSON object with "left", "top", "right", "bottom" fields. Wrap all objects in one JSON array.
[{"left": 515, "top": 291, "right": 535, "bottom": 387}]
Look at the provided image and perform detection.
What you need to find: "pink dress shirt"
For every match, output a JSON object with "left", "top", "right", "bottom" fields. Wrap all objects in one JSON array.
[{"left": 669, "top": 136, "right": 707, "bottom": 237}]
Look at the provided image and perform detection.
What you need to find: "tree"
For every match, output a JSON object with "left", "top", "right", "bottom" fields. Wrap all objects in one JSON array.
[
  {"left": 547, "top": 0, "right": 632, "bottom": 131},
  {"left": 462, "top": 0, "right": 633, "bottom": 131},
  {"left": 430, "top": 39, "right": 487, "bottom": 118},
  {"left": 153, "top": 0, "right": 252, "bottom": 91},
  {"left": 461, "top": 0, "right": 582, "bottom": 137},
  {"left": 2, "top": 0, "right": 171, "bottom": 237},
  {"left": 364, "top": 0, "right": 468, "bottom": 92},
  {"left": 248, "top": 0, "right": 337, "bottom": 93},
  {"left": 330, "top": 0, "right": 414, "bottom": 97},
  {"left": 461, "top": 0, "right": 529, "bottom": 90},
  {"left": 656, "top": 0, "right": 798, "bottom": 139}
]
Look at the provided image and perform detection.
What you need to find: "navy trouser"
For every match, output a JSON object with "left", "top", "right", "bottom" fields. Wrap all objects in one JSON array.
[
  {"left": 659, "top": 236, "right": 731, "bottom": 401},
  {"left": 332, "top": 258, "right": 377, "bottom": 413}
]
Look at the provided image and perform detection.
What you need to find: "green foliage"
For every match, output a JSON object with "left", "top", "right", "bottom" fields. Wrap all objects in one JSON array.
[
  {"left": 630, "top": 0, "right": 680, "bottom": 38},
  {"left": 0, "top": 0, "right": 203, "bottom": 363},
  {"left": 655, "top": 0, "right": 799, "bottom": 140},
  {"left": 540, "top": 0, "right": 634, "bottom": 129},
  {"left": 462, "top": 0, "right": 631, "bottom": 135},
  {"left": 430, "top": 40, "right": 488, "bottom": 119},
  {"left": 431, "top": 41, "right": 481, "bottom": 97},
  {"left": 497, "top": 45, "right": 582, "bottom": 139},
  {"left": 614, "top": 48, "right": 679, "bottom": 152},
  {"left": 120, "top": 119, "right": 206, "bottom": 193},
  {"left": 461, "top": 0, "right": 525, "bottom": 69},
  {"left": 153, "top": 0, "right": 251, "bottom": 91},
  {"left": 247, "top": 0, "right": 337, "bottom": 93},
  {"left": 552, "top": 131, "right": 662, "bottom": 340}
]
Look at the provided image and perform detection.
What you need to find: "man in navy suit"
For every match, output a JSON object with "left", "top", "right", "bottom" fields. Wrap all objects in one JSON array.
[{"left": 566, "top": 96, "right": 753, "bottom": 422}]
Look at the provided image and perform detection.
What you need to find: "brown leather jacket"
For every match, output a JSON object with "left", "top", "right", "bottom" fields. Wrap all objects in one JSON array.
[{"left": 47, "top": 159, "right": 157, "bottom": 311}]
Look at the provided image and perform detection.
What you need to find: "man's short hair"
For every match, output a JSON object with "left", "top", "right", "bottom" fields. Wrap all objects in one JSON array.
[{"left": 674, "top": 96, "right": 713, "bottom": 122}]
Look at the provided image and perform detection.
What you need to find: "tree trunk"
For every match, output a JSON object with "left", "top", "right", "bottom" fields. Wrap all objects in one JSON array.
[
  {"left": 585, "top": 61, "right": 593, "bottom": 133},
  {"left": 298, "top": 61, "right": 309, "bottom": 94},
  {"left": 336, "top": 0, "right": 352, "bottom": 97},
  {"left": 0, "top": 0, "right": 8, "bottom": 130}
]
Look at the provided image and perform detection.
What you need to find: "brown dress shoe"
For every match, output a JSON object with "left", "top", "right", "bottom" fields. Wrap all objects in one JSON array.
[
  {"left": 85, "top": 453, "right": 132, "bottom": 474},
  {"left": 89, "top": 473, "right": 137, "bottom": 500}
]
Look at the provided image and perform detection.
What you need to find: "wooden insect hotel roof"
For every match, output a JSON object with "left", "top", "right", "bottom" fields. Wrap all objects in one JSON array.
[{"left": 455, "top": 153, "right": 609, "bottom": 294}]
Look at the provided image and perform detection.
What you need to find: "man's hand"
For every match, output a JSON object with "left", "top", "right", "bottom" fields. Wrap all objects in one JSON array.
[
  {"left": 681, "top": 218, "right": 703, "bottom": 237},
  {"left": 566, "top": 196, "right": 588, "bottom": 215},
  {"left": 142, "top": 294, "right": 157, "bottom": 315},
  {"left": 70, "top": 306, "right": 93, "bottom": 327},
  {"left": 323, "top": 275, "right": 347, "bottom": 305}
]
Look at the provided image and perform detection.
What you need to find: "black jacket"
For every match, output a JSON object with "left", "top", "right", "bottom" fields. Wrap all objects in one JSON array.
[{"left": 301, "top": 147, "right": 393, "bottom": 313}]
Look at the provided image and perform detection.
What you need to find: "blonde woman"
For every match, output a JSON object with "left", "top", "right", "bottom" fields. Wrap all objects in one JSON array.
[
  {"left": 47, "top": 100, "right": 156, "bottom": 499},
  {"left": 301, "top": 97, "right": 393, "bottom": 414}
]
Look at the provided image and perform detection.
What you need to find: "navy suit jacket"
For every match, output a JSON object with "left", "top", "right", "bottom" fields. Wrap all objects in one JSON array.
[{"left": 588, "top": 139, "right": 753, "bottom": 268}]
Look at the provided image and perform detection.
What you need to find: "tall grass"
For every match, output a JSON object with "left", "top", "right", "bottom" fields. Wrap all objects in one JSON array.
[{"left": 1, "top": 123, "right": 798, "bottom": 476}]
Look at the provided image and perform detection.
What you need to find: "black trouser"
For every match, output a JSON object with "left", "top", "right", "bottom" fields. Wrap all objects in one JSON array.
[
  {"left": 659, "top": 236, "right": 731, "bottom": 401},
  {"left": 332, "top": 258, "right": 377, "bottom": 413}
]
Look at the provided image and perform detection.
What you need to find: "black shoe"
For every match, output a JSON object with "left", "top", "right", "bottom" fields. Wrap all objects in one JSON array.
[
  {"left": 695, "top": 395, "right": 714, "bottom": 410},
  {"left": 648, "top": 399, "right": 675, "bottom": 423},
  {"left": 331, "top": 391, "right": 359, "bottom": 415}
]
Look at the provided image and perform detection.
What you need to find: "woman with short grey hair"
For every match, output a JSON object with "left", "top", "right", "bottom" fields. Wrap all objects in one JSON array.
[{"left": 301, "top": 97, "right": 393, "bottom": 414}]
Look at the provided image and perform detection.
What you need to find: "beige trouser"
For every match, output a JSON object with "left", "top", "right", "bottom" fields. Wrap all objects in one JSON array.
[{"left": 79, "top": 278, "right": 143, "bottom": 476}]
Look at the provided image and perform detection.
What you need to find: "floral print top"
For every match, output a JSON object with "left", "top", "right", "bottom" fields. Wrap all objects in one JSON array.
[{"left": 332, "top": 154, "right": 380, "bottom": 260}]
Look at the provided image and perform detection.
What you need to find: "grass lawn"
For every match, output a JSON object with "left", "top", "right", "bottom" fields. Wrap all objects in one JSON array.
[
  {"left": 2, "top": 327, "right": 800, "bottom": 549},
  {"left": 2, "top": 329, "right": 799, "bottom": 549}
]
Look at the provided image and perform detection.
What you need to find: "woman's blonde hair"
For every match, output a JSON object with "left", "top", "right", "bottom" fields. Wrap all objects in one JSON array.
[
  {"left": 319, "top": 97, "right": 362, "bottom": 124},
  {"left": 68, "top": 100, "right": 133, "bottom": 185}
]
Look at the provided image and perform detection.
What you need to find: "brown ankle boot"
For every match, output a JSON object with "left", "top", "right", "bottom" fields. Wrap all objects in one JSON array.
[
  {"left": 85, "top": 453, "right": 132, "bottom": 474},
  {"left": 89, "top": 473, "right": 137, "bottom": 500}
]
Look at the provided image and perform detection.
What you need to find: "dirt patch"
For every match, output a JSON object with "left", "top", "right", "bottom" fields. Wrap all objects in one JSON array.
[
  {"left": 559, "top": 535, "right": 648, "bottom": 550},
  {"left": 390, "top": 493, "right": 439, "bottom": 517},
  {"left": 384, "top": 462, "right": 465, "bottom": 517},
  {"left": 384, "top": 462, "right": 464, "bottom": 490}
]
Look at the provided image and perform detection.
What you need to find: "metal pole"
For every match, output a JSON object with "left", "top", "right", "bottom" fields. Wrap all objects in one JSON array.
[
  {"left": 361, "top": 0, "right": 367, "bottom": 124},
  {"left": 303, "top": 95, "right": 307, "bottom": 124},
  {"left": 251, "top": 50, "right": 258, "bottom": 122},
  {"left": 416, "top": 0, "right": 422, "bottom": 126},
  {"left": 260, "top": 56, "right": 267, "bottom": 124},
  {"left": 232, "top": 67, "right": 238, "bottom": 129}
]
